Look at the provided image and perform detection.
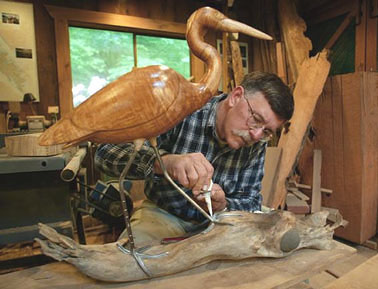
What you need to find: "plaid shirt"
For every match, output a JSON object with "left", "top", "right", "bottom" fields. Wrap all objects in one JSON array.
[{"left": 95, "top": 94, "right": 266, "bottom": 222}]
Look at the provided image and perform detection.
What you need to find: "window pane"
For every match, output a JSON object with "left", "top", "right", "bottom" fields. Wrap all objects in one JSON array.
[
  {"left": 69, "top": 27, "right": 134, "bottom": 107},
  {"left": 136, "top": 35, "right": 190, "bottom": 79}
]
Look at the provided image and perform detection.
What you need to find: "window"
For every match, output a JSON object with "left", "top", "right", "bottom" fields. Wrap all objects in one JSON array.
[{"left": 69, "top": 27, "right": 190, "bottom": 107}]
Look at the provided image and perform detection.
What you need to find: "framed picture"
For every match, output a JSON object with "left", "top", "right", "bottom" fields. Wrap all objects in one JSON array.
[{"left": 0, "top": 1, "right": 39, "bottom": 101}]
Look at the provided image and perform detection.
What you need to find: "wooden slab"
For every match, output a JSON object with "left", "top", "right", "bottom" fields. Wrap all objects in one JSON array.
[
  {"left": 324, "top": 253, "right": 378, "bottom": 289},
  {"left": 5, "top": 133, "right": 64, "bottom": 156},
  {"left": 0, "top": 241, "right": 355, "bottom": 289}
]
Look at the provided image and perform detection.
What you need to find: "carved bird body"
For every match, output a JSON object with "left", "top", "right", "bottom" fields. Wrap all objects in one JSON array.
[
  {"left": 42, "top": 66, "right": 208, "bottom": 145},
  {"left": 38, "top": 7, "right": 272, "bottom": 146}
]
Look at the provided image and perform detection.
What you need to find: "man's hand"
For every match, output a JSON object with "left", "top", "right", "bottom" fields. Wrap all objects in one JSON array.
[
  {"left": 154, "top": 152, "right": 214, "bottom": 193},
  {"left": 194, "top": 183, "right": 227, "bottom": 212}
]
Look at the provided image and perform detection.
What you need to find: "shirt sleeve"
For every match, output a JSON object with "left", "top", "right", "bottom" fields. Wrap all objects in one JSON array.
[
  {"left": 94, "top": 142, "right": 157, "bottom": 179},
  {"left": 225, "top": 142, "right": 266, "bottom": 212}
]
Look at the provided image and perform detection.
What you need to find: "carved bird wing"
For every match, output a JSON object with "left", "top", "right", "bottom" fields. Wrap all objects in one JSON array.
[{"left": 72, "top": 65, "right": 181, "bottom": 131}]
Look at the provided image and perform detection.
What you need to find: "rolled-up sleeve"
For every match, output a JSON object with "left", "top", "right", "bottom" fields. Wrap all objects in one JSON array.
[{"left": 94, "top": 143, "right": 157, "bottom": 179}]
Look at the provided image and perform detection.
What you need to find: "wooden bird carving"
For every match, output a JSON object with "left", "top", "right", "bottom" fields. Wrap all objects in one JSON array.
[{"left": 39, "top": 7, "right": 272, "bottom": 147}]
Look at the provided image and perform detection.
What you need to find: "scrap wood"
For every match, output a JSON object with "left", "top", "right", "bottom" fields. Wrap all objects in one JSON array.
[
  {"left": 270, "top": 51, "right": 331, "bottom": 209},
  {"left": 289, "top": 180, "right": 333, "bottom": 194},
  {"left": 287, "top": 187, "right": 310, "bottom": 201},
  {"left": 286, "top": 193, "right": 310, "bottom": 215}
]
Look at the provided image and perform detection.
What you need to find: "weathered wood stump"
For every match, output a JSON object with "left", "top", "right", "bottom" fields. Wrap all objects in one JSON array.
[{"left": 36, "top": 210, "right": 345, "bottom": 282}]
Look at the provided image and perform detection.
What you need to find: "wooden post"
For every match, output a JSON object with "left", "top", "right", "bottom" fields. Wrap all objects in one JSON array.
[
  {"left": 311, "top": 149, "right": 322, "bottom": 213},
  {"left": 230, "top": 33, "right": 244, "bottom": 87}
]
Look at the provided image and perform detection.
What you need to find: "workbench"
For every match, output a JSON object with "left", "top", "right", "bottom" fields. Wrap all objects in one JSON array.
[
  {"left": 0, "top": 152, "right": 74, "bottom": 244},
  {"left": 0, "top": 241, "right": 355, "bottom": 289}
]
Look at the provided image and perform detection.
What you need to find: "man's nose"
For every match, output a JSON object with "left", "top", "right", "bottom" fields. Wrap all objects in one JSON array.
[{"left": 249, "top": 127, "right": 265, "bottom": 140}]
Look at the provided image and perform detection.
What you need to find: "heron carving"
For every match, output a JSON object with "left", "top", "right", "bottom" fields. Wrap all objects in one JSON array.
[{"left": 39, "top": 6, "right": 272, "bottom": 277}]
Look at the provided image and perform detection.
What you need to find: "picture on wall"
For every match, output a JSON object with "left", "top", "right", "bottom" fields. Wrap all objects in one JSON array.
[{"left": 0, "top": 1, "right": 39, "bottom": 102}]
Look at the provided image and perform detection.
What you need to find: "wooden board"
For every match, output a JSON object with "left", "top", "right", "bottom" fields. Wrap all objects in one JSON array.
[
  {"left": 261, "top": 147, "right": 282, "bottom": 206},
  {"left": 324, "top": 253, "right": 378, "bottom": 289},
  {"left": 0, "top": 241, "right": 355, "bottom": 289},
  {"left": 311, "top": 149, "right": 322, "bottom": 213}
]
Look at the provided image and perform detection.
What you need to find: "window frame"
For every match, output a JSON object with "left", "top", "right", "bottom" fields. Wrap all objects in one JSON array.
[{"left": 45, "top": 5, "right": 188, "bottom": 116}]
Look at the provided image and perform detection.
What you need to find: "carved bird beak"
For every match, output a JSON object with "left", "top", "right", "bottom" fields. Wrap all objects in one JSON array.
[{"left": 218, "top": 18, "right": 273, "bottom": 40}]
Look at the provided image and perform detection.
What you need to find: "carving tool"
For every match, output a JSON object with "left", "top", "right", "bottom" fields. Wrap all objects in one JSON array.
[{"left": 202, "top": 180, "right": 213, "bottom": 216}]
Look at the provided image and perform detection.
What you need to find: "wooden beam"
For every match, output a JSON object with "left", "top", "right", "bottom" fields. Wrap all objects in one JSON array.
[
  {"left": 45, "top": 5, "right": 186, "bottom": 36},
  {"left": 275, "top": 42, "right": 288, "bottom": 84},
  {"left": 366, "top": 0, "right": 378, "bottom": 71},
  {"left": 222, "top": 32, "right": 229, "bottom": 92},
  {"left": 324, "top": 12, "right": 355, "bottom": 49},
  {"left": 355, "top": 0, "right": 367, "bottom": 71},
  {"left": 53, "top": 17, "right": 73, "bottom": 116},
  {"left": 302, "top": 0, "right": 354, "bottom": 25},
  {"left": 230, "top": 33, "right": 244, "bottom": 87}
]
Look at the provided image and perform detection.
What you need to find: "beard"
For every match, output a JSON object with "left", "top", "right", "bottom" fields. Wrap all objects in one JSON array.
[{"left": 232, "top": 129, "right": 256, "bottom": 146}]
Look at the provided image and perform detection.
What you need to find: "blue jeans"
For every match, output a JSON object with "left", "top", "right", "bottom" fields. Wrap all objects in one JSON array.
[{"left": 118, "top": 199, "right": 201, "bottom": 247}]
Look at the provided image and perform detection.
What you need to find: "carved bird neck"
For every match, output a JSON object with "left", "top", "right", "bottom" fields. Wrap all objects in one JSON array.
[
  {"left": 186, "top": 7, "right": 272, "bottom": 96},
  {"left": 186, "top": 7, "right": 223, "bottom": 96}
]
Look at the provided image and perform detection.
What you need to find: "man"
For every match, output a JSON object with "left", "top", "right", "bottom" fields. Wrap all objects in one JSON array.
[{"left": 95, "top": 71, "right": 294, "bottom": 246}]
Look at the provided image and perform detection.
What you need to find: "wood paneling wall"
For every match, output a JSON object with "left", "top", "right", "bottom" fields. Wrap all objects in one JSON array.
[{"left": 298, "top": 72, "right": 378, "bottom": 244}]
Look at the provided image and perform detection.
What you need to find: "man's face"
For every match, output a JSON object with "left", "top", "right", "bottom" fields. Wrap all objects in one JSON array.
[{"left": 222, "top": 89, "right": 284, "bottom": 149}]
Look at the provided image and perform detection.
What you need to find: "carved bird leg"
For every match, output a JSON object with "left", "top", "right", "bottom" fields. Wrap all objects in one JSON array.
[{"left": 117, "top": 139, "right": 168, "bottom": 278}]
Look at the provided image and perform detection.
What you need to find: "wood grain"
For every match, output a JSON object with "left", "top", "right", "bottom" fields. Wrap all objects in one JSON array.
[{"left": 324, "top": 254, "right": 378, "bottom": 289}]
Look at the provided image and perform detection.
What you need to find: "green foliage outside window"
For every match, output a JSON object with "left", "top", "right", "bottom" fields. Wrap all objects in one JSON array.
[
  {"left": 69, "top": 27, "right": 190, "bottom": 107},
  {"left": 137, "top": 35, "right": 190, "bottom": 79}
]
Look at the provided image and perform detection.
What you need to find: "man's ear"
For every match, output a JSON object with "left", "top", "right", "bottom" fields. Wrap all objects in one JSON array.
[{"left": 228, "top": 86, "right": 244, "bottom": 107}]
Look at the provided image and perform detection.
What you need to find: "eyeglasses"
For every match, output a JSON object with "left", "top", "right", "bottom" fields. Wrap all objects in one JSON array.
[{"left": 243, "top": 95, "right": 274, "bottom": 141}]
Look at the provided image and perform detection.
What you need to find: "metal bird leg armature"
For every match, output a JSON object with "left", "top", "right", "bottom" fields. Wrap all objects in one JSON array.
[{"left": 38, "top": 6, "right": 272, "bottom": 275}]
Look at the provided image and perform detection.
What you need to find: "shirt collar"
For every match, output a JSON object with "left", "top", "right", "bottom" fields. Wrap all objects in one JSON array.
[{"left": 205, "top": 93, "right": 228, "bottom": 144}]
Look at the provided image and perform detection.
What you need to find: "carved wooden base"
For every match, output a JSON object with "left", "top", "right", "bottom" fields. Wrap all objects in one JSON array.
[{"left": 36, "top": 210, "right": 345, "bottom": 283}]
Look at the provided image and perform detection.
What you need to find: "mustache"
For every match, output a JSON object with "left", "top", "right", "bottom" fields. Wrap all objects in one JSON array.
[{"left": 232, "top": 129, "right": 256, "bottom": 145}]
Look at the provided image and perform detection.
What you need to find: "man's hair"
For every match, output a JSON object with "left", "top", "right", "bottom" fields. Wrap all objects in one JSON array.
[{"left": 240, "top": 71, "right": 294, "bottom": 121}]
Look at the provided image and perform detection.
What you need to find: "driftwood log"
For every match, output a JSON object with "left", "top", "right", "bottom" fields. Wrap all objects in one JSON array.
[{"left": 36, "top": 210, "right": 345, "bottom": 283}]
